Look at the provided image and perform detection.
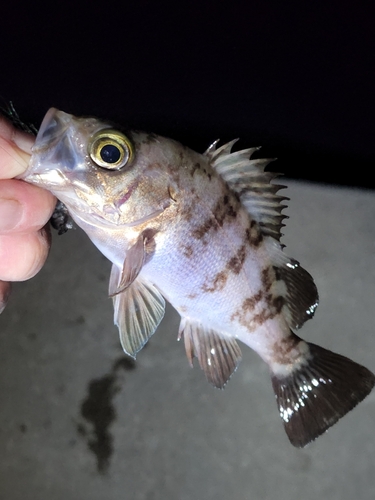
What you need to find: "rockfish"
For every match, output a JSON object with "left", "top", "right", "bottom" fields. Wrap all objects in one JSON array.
[{"left": 19, "top": 108, "right": 374, "bottom": 447}]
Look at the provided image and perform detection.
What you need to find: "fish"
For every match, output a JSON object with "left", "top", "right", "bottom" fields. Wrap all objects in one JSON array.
[{"left": 18, "top": 107, "right": 374, "bottom": 447}]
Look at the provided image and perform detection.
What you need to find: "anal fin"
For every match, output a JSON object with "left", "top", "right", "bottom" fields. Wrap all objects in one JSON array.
[
  {"left": 271, "top": 339, "right": 375, "bottom": 447},
  {"left": 179, "top": 318, "right": 242, "bottom": 388},
  {"left": 112, "top": 275, "right": 165, "bottom": 358}
]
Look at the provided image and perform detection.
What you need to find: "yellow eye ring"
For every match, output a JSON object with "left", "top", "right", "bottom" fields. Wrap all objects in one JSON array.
[{"left": 88, "top": 129, "right": 134, "bottom": 170}]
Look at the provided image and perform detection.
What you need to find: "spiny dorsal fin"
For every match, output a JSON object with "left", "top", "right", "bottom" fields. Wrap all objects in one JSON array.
[
  {"left": 205, "top": 140, "right": 288, "bottom": 242},
  {"left": 178, "top": 317, "right": 242, "bottom": 388},
  {"left": 111, "top": 269, "right": 165, "bottom": 358}
]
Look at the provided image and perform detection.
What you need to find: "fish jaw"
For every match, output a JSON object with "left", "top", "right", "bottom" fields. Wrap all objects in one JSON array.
[
  {"left": 19, "top": 108, "right": 94, "bottom": 197},
  {"left": 33, "top": 108, "right": 72, "bottom": 153}
]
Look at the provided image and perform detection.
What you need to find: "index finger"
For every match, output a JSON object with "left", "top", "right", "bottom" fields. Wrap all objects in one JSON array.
[{"left": 0, "top": 116, "right": 35, "bottom": 179}]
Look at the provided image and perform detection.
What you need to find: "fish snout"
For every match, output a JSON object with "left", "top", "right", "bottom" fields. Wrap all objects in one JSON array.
[{"left": 33, "top": 108, "right": 73, "bottom": 154}]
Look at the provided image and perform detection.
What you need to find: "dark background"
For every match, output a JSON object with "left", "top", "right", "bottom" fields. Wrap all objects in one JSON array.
[{"left": 1, "top": 2, "right": 374, "bottom": 188}]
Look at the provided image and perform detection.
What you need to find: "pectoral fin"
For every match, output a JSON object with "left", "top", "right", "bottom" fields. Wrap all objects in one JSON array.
[
  {"left": 109, "top": 234, "right": 147, "bottom": 297},
  {"left": 108, "top": 229, "right": 159, "bottom": 297},
  {"left": 112, "top": 275, "right": 165, "bottom": 358},
  {"left": 179, "top": 318, "right": 242, "bottom": 388}
]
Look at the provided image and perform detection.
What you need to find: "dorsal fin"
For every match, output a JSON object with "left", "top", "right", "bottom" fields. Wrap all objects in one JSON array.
[
  {"left": 264, "top": 237, "right": 319, "bottom": 330},
  {"left": 205, "top": 140, "right": 289, "bottom": 242}
]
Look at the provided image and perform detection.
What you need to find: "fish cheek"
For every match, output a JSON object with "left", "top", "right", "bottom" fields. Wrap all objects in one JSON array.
[{"left": 115, "top": 187, "right": 161, "bottom": 225}]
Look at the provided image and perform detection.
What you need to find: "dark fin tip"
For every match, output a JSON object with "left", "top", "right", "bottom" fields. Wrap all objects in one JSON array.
[{"left": 271, "top": 342, "right": 375, "bottom": 448}]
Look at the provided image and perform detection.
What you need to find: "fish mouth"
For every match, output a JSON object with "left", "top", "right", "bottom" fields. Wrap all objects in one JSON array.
[
  {"left": 18, "top": 107, "right": 76, "bottom": 184},
  {"left": 33, "top": 107, "right": 73, "bottom": 153},
  {"left": 20, "top": 108, "right": 85, "bottom": 186}
]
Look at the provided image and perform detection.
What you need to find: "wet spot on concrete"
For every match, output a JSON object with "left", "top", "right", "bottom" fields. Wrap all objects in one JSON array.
[
  {"left": 76, "top": 423, "right": 87, "bottom": 436},
  {"left": 64, "top": 315, "right": 86, "bottom": 327},
  {"left": 19, "top": 424, "right": 27, "bottom": 434},
  {"left": 77, "top": 355, "right": 136, "bottom": 474},
  {"left": 113, "top": 356, "right": 136, "bottom": 372},
  {"left": 80, "top": 373, "right": 117, "bottom": 473},
  {"left": 75, "top": 315, "right": 85, "bottom": 325}
]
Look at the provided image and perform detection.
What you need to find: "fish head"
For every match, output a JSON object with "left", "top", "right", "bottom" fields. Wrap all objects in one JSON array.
[{"left": 21, "top": 108, "right": 174, "bottom": 228}]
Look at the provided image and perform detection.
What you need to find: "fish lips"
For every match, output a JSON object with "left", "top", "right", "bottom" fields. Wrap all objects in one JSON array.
[
  {"left": 19, "top": 108, "right": 83, "bottom": 186},
  {"left": 33, "top": 108, "right": 79, "bottom": 172},
  {"left": 35, "top": 107, "right": 73, "bottom": 152}
]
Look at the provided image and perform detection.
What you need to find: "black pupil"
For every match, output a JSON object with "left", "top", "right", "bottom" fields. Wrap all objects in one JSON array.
[{"left": 100, "top": 144, "right": 121, "bottom": 164}]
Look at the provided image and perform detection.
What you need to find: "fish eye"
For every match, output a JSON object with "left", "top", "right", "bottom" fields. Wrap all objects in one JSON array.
[{"left": 89, "top": 129, "right": 134, "bottom": 170}]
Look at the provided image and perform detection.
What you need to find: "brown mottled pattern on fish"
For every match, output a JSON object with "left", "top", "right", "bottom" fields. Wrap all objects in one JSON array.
[
  {"left": 271, "top": 334, "right": 304, "bottom": 365},
  {"left": 246, "top": 220, "right": 263, "bottom": 247},
  {"left": 226, "top": 244, "right": 246, "bottom": 274},
  {"left": 181, "top": 244, "right": 194, "bottom": 259},
  {"left": 201, "top": 270, "right": 228, "bottom": 293},
  {"left": 230, "top": 283, "right": 284, "bottom": 334},
  {"left": 20, "top": 108, "right": 375, "bottom": 449}
]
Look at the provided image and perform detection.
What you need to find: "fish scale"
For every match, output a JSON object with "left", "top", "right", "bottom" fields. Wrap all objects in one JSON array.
[{"left": 18, "top": 107, "right": 375, "bottom": 448}]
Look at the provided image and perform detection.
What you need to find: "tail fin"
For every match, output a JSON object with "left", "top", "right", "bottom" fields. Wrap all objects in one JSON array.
[{"left": 271, "top": 342, "right": 375, "bottom": 448}]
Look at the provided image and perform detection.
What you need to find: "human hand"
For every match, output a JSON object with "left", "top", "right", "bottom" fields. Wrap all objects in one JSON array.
[{"left": 0, "top": 115, "right": 56, "bottom": 312}]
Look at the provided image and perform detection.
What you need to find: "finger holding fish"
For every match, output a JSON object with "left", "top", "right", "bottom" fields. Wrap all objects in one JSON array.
[
  {"left": 0, "top": 228, "right": 51, "bottom": 281},
  {"left": 0, "top": 179, "right": 56, "bottom": 234},
  {"left": 0, "top": 115, "right": 56, "bottom": 300},
  {"left": 0, "top": 114, "right": 34, "bottom": 178}
]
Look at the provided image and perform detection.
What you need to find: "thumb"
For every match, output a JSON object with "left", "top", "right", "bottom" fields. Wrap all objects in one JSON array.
[{"left": 0, "top": 116, "right": 35, "bottom": 179}]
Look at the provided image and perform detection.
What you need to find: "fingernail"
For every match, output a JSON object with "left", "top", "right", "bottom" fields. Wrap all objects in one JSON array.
[
  {"left": 12, "top": 129, "right": 35, "bottom": 154},
  {"left": 0, "top": 199, "right": 23, "bottom": 231}
]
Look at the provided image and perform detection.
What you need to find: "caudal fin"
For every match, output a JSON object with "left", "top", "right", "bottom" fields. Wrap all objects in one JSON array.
[{"left": 271, "top": 342, "right": 375, "bottom": 448}]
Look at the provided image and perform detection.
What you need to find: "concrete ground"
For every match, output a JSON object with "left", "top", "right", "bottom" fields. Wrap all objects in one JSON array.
[{"left": 1, "top": 180, "right": 375, "bottom": 500}]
